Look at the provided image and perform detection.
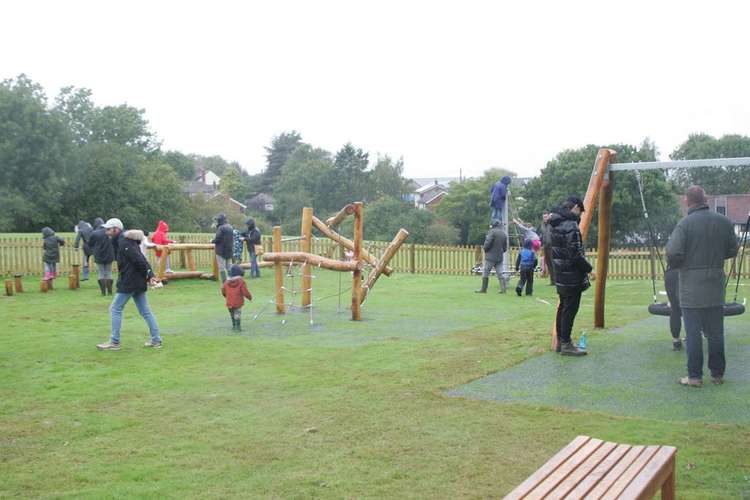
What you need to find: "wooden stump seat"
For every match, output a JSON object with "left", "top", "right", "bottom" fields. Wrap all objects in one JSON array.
[{"left": 504, "top": 435, "right": 676, "bottom": 499}]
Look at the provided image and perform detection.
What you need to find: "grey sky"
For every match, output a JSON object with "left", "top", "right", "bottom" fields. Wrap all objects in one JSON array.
[{"left": 3, "top": 1, "right": 749, "bottom": 179}]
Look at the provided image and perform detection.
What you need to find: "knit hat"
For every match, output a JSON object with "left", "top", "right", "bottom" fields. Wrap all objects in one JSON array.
[
  {"left": 229, "top": 264, "right": 244, "bottom": 277},
  {"left": 566, "top": 196, "right": 585, "bottom": 212},
  {"left": 124, "top": 229, "right": 145, "bottom": 242},
  {"left": 103, "top": 218, "right": 124, "bottom": 230}
]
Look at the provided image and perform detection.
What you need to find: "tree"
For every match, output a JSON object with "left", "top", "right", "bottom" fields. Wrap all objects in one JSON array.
[
  {"left": 353, "top": 197, "right": 435, "bottom": 243},
  {"left": 262, "top": 131, "right": 302, "bottom": 192},
  {"left": 520, "top": 140, "right": 680, "bottom": 245},
  {"left": 273, "top": 144, "right": 336, "bottom": 224},
  {"left": 370, "top": 155, "right": 411, "bottom": 200},
  {"left": 670, "top": 133, "right": 750, "bottom": 194},
  {"left": 219, "top": 165, "right": 244, "bottom": 200},
  {"left": 162, "top": 150, "right": 197, "bottom": 180}
]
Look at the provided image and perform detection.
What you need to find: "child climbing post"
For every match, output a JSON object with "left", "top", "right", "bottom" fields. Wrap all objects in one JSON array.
[
  {"left": 221, "top": 264, "right": 252, "bottom": 332},
  {"left": 42, "top": 227, "right": 65, "bottom": 288},
  {"left": 515, "top": 239, "right": 537, "bottom": 296}
]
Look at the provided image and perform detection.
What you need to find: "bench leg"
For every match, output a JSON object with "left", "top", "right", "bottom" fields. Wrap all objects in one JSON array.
[{"left": 661, "top": 468, "right": 675, "bottom": 500}]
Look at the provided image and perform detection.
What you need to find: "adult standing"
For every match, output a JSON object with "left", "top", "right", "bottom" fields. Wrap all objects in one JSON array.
[
  {"left": 540, "top": 211, "right": 555, "bottom": 285},
  {"left": 151, "top": 220, "right": 175, "bottom": 272},
  {"left": 475, "top": 220, "right": 508, "bottom": 294},
  {"left": 489, "top": 176, "right": 512, "bottom": 221},
  {"left": 664, "top": 264, "right": 683, "bottom": 351},
  {"left": 549, "top": 197, "right": 592, "bottom": 356},
  {"left": 73, "top": 220, "right": 94, "bottom": 281},
  {"left": 96, "top": 228, "right": 162, "bottom": 351},
  {"left": 212, "top": 213, "right": 234, "bottom": 283},
  {"left": 666, "top": 186, "right": 737, "bottom": 387},
  {"left": 241, "top": 217, "right": 262, "bottom": 278},
  {"left": 88, "top": 217, "right": 115, "bottom": 296}
]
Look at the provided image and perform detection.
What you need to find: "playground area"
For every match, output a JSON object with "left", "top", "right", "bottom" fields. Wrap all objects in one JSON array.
[{"left": 1, "top": 271, "right": 749, "bottom": 498}]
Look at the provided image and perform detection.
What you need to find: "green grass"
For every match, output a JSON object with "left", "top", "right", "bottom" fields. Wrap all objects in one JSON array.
[{"left": 1, "top": 272, "right": 749, "bottom": 498}]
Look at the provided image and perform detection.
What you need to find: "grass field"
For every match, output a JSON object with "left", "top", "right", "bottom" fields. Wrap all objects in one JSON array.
[{"left": 1, "top": 271, "right": 749, "bottom": 498}]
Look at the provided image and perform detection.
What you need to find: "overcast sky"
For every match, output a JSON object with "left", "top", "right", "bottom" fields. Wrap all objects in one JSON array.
[{"left": 3, "top": 1, "right": 749, "bottom": 179}]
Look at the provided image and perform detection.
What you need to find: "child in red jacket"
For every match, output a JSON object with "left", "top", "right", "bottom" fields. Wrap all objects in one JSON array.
[
  {"left": 221, "top": 264, "right": 252, "bottom": 331},
  {"left": 151, "top": 220, "right": 175, "bottom": 272}
]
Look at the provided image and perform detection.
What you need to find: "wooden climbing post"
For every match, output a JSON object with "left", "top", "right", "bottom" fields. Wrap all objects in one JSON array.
[
  {"left": 4, "top": 280, "right": 13, "bottom": 296},
  {"left": 351, "top": 202, "right": 363, "bottom": 320},
  {"left": 186, "top": 249, "right": 196, "bottom": 272},
  {"left": 68, "top": 274, "right": 78, "bottom": 290},
  {"left": 14, "top": 274, "right": 23, "bottom": 293},
  {"left": 71, "top": 264, "right": 80, "bottom": 288},
  {"left": 301, "top": 207, "right": 313, "bottom": 308},
  {"left": 361, "top": 228, "right": 409, "bottom": 303},
  {"left": 273, "top": 226, "right": 285, "bottom": 314},
  {"left": 410, "top": 243, "right": 417, "bottom": 274},
  {"left": 40, "top": 280, "right": 48, "bottom": 293},
  {"left": 595, "top": 170, "right": 614, "bottom": 328},
  {"left": 211, "top": 249, "right": 219, "bottom": 280}
]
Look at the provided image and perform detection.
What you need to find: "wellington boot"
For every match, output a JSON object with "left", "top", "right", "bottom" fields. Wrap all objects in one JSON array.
[
  {"left": 235, "top": 319, "right": 242, "bottom": 332},
  {"left": 98, "top": 279, "right": 106, "bottom": 296},
  {"left": 475, "top": 278, "right": 489, "bottom": 293},
  {"left": 105, "top": 279, "right": 113, "bottom": 295},
  {"left": 560, "top": 341, "right": 587, "bottom": 357}
]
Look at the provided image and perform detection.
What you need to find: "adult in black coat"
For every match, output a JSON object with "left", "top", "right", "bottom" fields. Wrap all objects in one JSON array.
[
  {"left": 88, "top": 217, "right": 115, "bottom": 295},
  {"left": 241, "top": 218, "right": 262, "bottom": 278},
  {"left": 549, "top": 197, "right": 593, "bottom": 356},
  {"left": 96, "top": 229, "right": 162, "bottom": 351},
  {"left": 212, "top": 213, "right": 234, "bottom": 283}
]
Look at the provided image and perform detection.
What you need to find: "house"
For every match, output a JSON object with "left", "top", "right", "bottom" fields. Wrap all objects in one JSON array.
[
  {"left": 196, "top": 169, "right": 222, "bottom": 188},
  {"left": 679, "top": 193, "right": 750, "bottom": 233},
  {"left": 246, "top": 193, "right": 275, "bottom": 213},
  {"left": 209, "top": 192, "right": 247, "bottom": 215},
  {"left": 413, "top": 180, "right": 450, "bottom": 211}
]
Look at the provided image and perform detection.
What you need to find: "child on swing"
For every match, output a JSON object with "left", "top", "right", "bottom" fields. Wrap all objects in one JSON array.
[{"left": 221, "top": 264, "right": 252, "bottom": 332}]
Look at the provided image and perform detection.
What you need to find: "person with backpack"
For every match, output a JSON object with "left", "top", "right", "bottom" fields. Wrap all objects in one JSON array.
[
  {"left": 73, "top": 220, "right": 94, "bottom": 280},
  {"left": 212, "top": 213, "right": 234, "bottom": 283},
  {"left": 241, "top": 218, "right": 262, "bottom": 278},
  {"left": 515, "top": 239, "right": 538, "bottom": 296}
]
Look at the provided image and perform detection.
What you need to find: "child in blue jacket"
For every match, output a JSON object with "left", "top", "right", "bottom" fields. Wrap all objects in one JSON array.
[{"left": 515, "top": 239, "right": 538, "bottom": 296}]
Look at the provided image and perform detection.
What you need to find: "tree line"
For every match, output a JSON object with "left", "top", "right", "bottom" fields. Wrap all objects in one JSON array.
[{"left": 2, "top": 74, "right": 749, "bottom": 247}]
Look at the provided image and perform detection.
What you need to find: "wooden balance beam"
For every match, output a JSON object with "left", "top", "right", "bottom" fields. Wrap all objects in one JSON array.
[{"left": 262, "top": 252, "right": 361, "bottom": 272}]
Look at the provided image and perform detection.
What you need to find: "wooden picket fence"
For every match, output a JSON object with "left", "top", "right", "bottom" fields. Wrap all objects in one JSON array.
[{"left": 2, "top": 233, "right": 749, "bottom": 279}]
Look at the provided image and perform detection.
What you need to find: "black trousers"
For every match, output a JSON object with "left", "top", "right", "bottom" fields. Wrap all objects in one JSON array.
[
  {"left": 516, "top": 268, "right": 534, "bottom": 295},
  {"left": 543, "top": 246, "right": 554, "bottom": 284},
  {"left": 556, "top": 291, "right": 582, "bottom": 343},
  {"left": 682, "top": 306, "right": 725, "bottom": 379},
  {"left": 664, "top": 269, "right": 681, "bottom": 339}
]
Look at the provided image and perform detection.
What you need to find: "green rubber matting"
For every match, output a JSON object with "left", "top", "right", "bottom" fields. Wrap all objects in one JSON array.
[{"left": 448, "top": 316, "right": 750, "bottom": 424}]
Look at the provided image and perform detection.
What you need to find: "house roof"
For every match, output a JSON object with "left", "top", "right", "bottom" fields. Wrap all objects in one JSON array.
[
  {"left": 411, "top": 177, "right": 460, "bottom": 189},
  {"left": 679, "top": 193, "right": 750, "bottom": 225},
  {"left": 184, "top": 180, "right": 217, "bottom": 195},
  {"left": 415, "top": 182, "right": 448, "bottom": 194},
  {"left": 423, "top": 191, "right": 447, "bottom": 206}
]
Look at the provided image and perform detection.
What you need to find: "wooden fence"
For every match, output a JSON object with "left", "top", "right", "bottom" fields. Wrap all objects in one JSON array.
[{"left": 2, "top": 233, "right": 749, "bottom": 280}]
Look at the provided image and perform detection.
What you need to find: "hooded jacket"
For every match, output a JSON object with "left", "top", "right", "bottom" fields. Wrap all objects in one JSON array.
[
  {"left": 515, "top": 239, "right": 538, "bottom": 271},
  {"left": 221, "top": 276, "right": 252, "bottom": 308},
  {"left": 666, "top": 204, "right": 738, "bottom": 308},
  {"left": 482, "top": 222, "right": 508, "bottom": 262},
  {"left": 151, "top": 220, "right": 174, "bottom": 257},
  {"left": 42, "top": 227, "right": 65, "bottom": 263},
  {"left": 116, "top": 233, "right": 155, "bottom": 294},
  {"left": 212, "top": 214, "right": 234, "bottom": 259},
  {"left": 548, "top": 204, "right": 592, "bottom": 294},
  {"left": 490, "top": 176, "right": 512, "bottom": 209},
  {"left": 73, "top": 220, "right": 94, "bottom": 254},
  {"left": 241, "top": 218, "right": 262, "bottom": 253},
  {"left": 89, "top": 224, "right": 114, "bottom": 264}
]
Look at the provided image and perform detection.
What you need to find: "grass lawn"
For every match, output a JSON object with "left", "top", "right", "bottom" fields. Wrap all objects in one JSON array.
[{"left": 1, "top": 271, "right": 749, "bottom": 498}]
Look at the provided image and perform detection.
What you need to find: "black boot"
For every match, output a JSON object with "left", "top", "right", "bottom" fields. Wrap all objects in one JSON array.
[
  {"left": 560, "top": 341, "right": 587, "bottom": 356},
  {"left": 516, "top": 287, "right": 522, "bottom": 297},
  {"left": 235, "top": 319, "right": 242, "bottom": 332},
  {"left": 98, "top": 279, "right": 106, "bottom": 296},
  {"left": 475, "top": 278, "right": 489, "bottom": 293},
  {"left": 106, "top": 279, "right": 113, "bottom": 295},
  {"left": 228, "top": 309, "right": 237, "bottom": 331}
]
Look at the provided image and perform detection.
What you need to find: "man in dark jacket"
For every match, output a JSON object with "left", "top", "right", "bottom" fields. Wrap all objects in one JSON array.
[
  {"left": 73, "top": 219, "right": 94, "bottom": 280},
  {"left": 88, "top": 217, "right": 115, "bottom": 296},
  {"left": 549, "top": 197, "right": 592, "bottom": 356},
  {"left": 97, "top": 229, "right": 162, "bottom": 351},
  {"left": 476, "top": 219, "right": 508, "bottom": 293},
  {"left": 241, "top": 217, "right": 262, "bottom": 278},
  {"left": 489, "top": 176, "right": 512, "bottom": 220},
  {"left": 212, "top": 213, "right": 235, "bottom": 283},
  {"left": 666, "top": 185, "right": 738, "bottom": 387}
]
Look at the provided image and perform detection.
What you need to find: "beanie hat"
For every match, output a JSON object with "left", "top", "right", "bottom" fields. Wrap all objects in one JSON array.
[{"left": 229, "top": 264, "right": 244, "bottom": 278}]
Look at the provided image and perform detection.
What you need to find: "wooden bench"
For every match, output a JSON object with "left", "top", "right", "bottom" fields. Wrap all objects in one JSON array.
[{"left": 504, "top": 435, "right": 676, "bottom": 499}]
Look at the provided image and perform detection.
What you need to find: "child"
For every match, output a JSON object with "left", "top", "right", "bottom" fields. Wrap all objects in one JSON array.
[
  {"left": 139, "top": 230, "right": 157, "bottom": 255},
  {"left": 221, "top": 264, "right": 252, "bottom": 332},
  {"left": 41, "top": 227, "right": 65, "bottom": 285},
  {"left": 512, "top": 217, "right": 542, "bottom": 252},
  {"left": 232, "top": 229, "right": 244, "bottom": 264},
  {"left": 151, "top": 220, "right": 174, "bottom": 272},
  {"left": 515, "top": 239, "right": 537, "bottom": 296}
]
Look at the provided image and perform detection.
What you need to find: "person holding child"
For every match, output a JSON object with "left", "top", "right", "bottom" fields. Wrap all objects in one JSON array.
[
  {"left": 221, "top": 264, "right": 253, "bottom": 332},
  {"left": 515, "top": 239, "right": 537, "bottom": 296}
]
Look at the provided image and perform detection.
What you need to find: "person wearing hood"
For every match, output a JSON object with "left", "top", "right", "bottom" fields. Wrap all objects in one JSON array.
[
  {"left": 151, "top": 220, "right": 175, "bottom": 273},
  {"left": 73, "top": 220, "right": 94, "bottom": 280},
  {"left": 476, "top": 219, "right": 508, "bottom": 294},
  {"left": 88, "top": 217, "right": 115, "bottom": 296},
  {"left": 41, "top": 227, "right": 65, "bottom": 285},
  {"left": 549, "top": 196, "right": 592, "bottom": 357},
  {"left": 221, "top": 264, "right": 253, "bottom": 332},
  {"left": 489, "top": 176, "right": 512, "bottom": 221},
  {"left": 211, "top": 213, "right": 234, "bottom": 283},
  {"left": 241, "top": 217, "right": 262, "bottom": 278},
  {"left": 96, "top": 229, "right": 163, "bottom": 351},
  {"left": 515, "top": 238, "right": 538, "bottom": 296}
]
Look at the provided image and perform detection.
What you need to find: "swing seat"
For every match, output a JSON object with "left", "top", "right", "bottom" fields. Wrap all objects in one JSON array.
[{"left": 648, "top": 302, "right": 745, "bottom": 317}]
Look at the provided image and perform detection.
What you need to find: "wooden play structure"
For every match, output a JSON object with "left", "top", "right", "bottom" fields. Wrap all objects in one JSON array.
[
  {"left": 263, "top": 202, "right": 409, "bottom": 321},
  {"left": 552, "top": 150, "right": 750, "bottom": 348},
  {"left": 152, "top": 243, "right": 221, "bottom": 281}
]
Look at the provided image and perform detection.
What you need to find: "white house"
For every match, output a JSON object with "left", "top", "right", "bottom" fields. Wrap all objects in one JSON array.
[{"left": 196, "top": 169, "right": 222, "bottom": 188}]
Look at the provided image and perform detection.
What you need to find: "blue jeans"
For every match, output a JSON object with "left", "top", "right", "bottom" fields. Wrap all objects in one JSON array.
[
  {"left": 249, "top": 252, "right": 260, "bottom": 278},
  {"left": 682, "top": 306, "right": 725, "bottom": 379},
  {"left": 491, "top": 207, "right": 504, "bottom": 221},
  {"left": 110, "top": 292, "right": 161, "bottom": 344}
]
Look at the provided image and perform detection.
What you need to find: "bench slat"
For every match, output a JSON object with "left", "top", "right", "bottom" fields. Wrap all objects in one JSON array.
[
  {"left": 585, "top": 445, "right": 646, "bottom": 499},
  {"left": 546, "top": 441, "right": 618, "bottom": 499},
  {"left": 603, "top": 445, "right": 661, "bottom": 498},
  {"left": 563, "top": 443, "right": 632, "bottom": 498},
  {"left": 619, "top": 446, "right": 676, "bottom": 500},
  {"left": 524, "top": 438, "right": 604, "bottom": 500},
  {"left": 503, "top": 436, "right": 591, "bottom": 499}
]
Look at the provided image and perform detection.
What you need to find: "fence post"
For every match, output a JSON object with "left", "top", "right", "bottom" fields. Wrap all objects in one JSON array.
[{"left": 409, "top": 243, "right": 416, "bottom": 274}]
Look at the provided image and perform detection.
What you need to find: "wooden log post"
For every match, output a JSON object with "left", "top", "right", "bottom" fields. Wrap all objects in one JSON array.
[
  {"left": 361, "top": 228, "right": 409, "bottom": 304},
  {"left": 40, "top": 280, "right": 49, "bottom": 293},
  {"left": 273, "top": 226, "right": 285, "bottom": 314},
  {"left": 157, "top": 248, "right": 169, "bottom": 281},
  {"left": 325, "top": 203, "right": 356, "bottom": 226},
  {"left": 263, "top": 252, "right": 360, "bottom": 272},
  {"left": 551, "top": 148, "right": 616, "bottom": 350},
  {"left": 4, "top": 279, "right": 13, "bottom": 296},
  {"left": 14, "top": 274, "right": 23, "bottom": 293},
  {"left": 351, "top": 202, "right": 363, "bottom": 321},
  {"left": 178, "top": 235, "right": 187, "bottom": 269},
  {"left": 71, "top": 264, "right": 80, "bottom": 288},
  {"left": 68, "top": 273, "right": 78, "bottom": 290},
  {"left": 410, "top": 243, "right": 416, "bottom": 273},
  {"left": 211, "top": 249, "right": 219, "bottom": 280},
  {"left": 595, "top": 171, "right": 614, "bottom": 328},
  {"left": 311, "top": 216, "right": 393, "bottom": 276},
  {"left": 186, "top": 249, "right": 196, "bottom": 272},
  {"left": 301, "top": 207, "right": 314, "bottom": 308}
]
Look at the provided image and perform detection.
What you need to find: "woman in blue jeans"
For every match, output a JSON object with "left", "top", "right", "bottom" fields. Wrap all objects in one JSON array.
[{"left": 96, "top": 224, "right": 162, "bottom": 351}]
